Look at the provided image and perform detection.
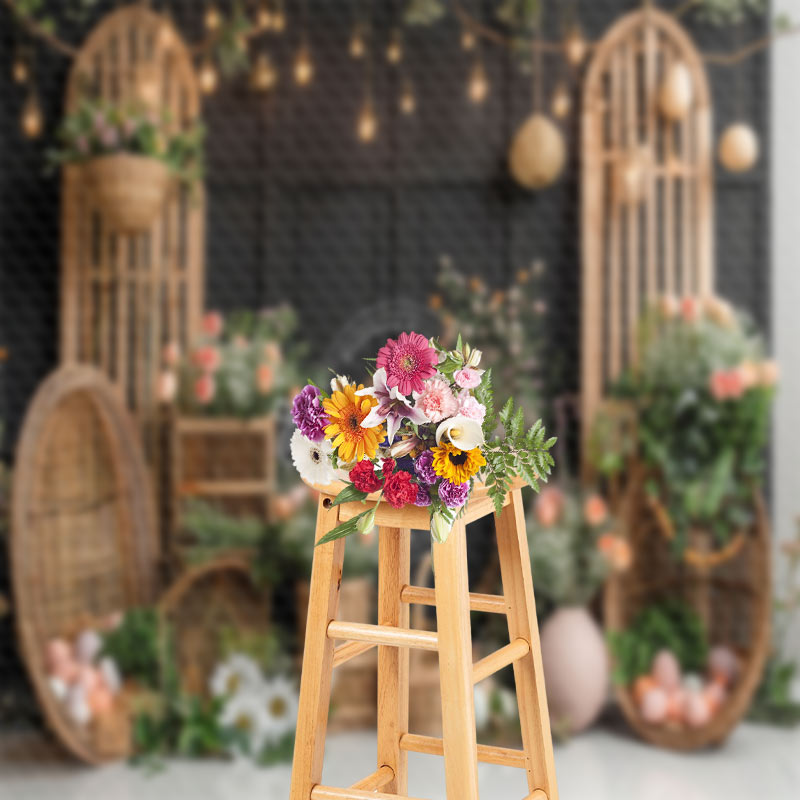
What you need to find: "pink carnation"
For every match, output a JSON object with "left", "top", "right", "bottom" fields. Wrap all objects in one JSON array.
[
  {"left": 457, "top": 392, "right": 486, "bottom": 423},
  {"left": 416, "top": 378, "right": 458, "bottom": 423},
  {"left": 454, "top": 367, "right": 483, "bottom": 389},
  {"left": 709, "top": 368, "right": 744, "bottom": 401}
]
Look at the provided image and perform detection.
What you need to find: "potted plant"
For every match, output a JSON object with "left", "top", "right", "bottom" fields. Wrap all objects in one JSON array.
[{"left": 49, "top": 98, "right": 205, "bottom": 232}]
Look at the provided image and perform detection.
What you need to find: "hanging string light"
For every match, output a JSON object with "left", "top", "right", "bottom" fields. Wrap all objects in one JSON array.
[
  {"left": 551, "top": 81, "right": 571, "bottom": 119},
  {"left": 256, "top": 0, "right": 273, "bottom": 31},
  {"left": 461, "top": 26, "right": 476, "bottom": 51},
  {"left": 199, "top": 53, "right": 219, "bottom": 94},
  {"left": 386, "top": 28, "right": 403, "bottom": 65},
  {"left": 272, "top": 1, "right": 287, "bottom": 33},
  {"left": 468, "top": 51, "right": 489, "bottom": 104},
  {"left": 204, "top": 2, "right": 222, "bottom": 33},
  {"left": 349, "top": 23, "right": 366, "bottom": 58},
  {"left": 21, "top": 88, "right": 43, "bottom": 139},
  {"left": 294, "top": 38, "right": 314, "bottom": 86},
  {"left": 12, "top": 45, "right": 29, "bottom": 84},
  {"left": 563, "top": 23, "right": 587, "bottom": 67},
  {"left": 399, "top": 76, "right": 416, "bottom": 115},
  {"left": 357, "top": 95, "right": 378, "bottom": 142},
  {"left": 251, "top": 51, "right": 278, "bottom": 91}
]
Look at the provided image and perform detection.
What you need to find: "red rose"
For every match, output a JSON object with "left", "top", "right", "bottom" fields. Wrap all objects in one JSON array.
[
  {"left": 383, "top": 471, "right": 418, "bottom": 509},
  {"left": 381, "top": 458, "right": 396, "bottom": 478},
  {"left": 349, "top": 459, "right": 384, "bottom": 493}
]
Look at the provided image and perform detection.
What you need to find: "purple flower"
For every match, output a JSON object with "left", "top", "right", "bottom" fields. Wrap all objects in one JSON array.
[
  {"left": 356, "top": 367, "right": 429, "bottom": 444},
  {"left": 414, "top": 485, "right": 432, "bottom": 507},
  {"left": 414, "top": 450, "right": 437, "bottom": 485},
  {"left": 438, "top": 479, "right": 469, "bottom": 509},
  {"left": 292, "top": 384, "right": 329, "bottom": 442}
]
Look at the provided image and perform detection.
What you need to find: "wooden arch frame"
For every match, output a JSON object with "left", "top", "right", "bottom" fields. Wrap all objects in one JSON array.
[{"left": 580, "top": 7, "right": 714, "bottom": 454}]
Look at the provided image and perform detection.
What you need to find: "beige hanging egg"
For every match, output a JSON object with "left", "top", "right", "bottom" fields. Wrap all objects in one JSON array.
[
  {"left": 551, "top": 83, "right": 571, "bottom": 120},
  {"left": 718, "top": 123, "right": 759, "bottom": 172},
  {"left": 658, "top": 62, "right": 693, "bottom": 121},
  {"left": 509, "top": 113, "right": 566, "bottom": 190}
]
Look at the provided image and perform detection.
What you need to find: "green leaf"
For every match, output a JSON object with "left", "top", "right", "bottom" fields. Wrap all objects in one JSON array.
[
  {"left": 331, "top": 484, "right": 370, "bottom": 507},
  {"left": 316, "top": 509, "right": 374, "bottom": 546}
]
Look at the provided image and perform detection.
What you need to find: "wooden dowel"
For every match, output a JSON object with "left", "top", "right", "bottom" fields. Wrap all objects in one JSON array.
[
  {"left": 312, "top": 788, "right": 429, "bottom": 800},
  {"left": 332, "top": 640, "right": 376, "bottom": 669},
  {"left": 326, "top": 621, "right": 438, "bottom": 652},
  {"left": 526, "top": 792, "right": 548, "bottom": 800},
  {"left": 350, "top": 766, "right": 395, "bottom": 792},
  {"left": 472, "top": 638, "right": 530, "bottom": 685},
  {"left": 400, "top": 585, "right": 507, "bottom": 615},
  {"left": 399, "top": 733, "right": 527, "bottom": 769}
]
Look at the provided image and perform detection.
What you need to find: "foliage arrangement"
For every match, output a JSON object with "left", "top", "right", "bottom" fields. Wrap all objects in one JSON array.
[
  {"left": 288, "top": 332, "right": 555, "bottom": 546},
  {"left": 527, "top": 485, "right": 629, "bottom": 611},
  {"left": 100, "top": 607, "right": 161, "bottom": 690},
  {"left": 47, "top": 98, "right": 205, "bottom": 191},
  {"left": 431, "top": 256, "right": 548, "bottom": 419},
  {"left": 608, "top": 601, "right": 709, "bottom": 687},
  {"left": 594, "top": 295, "right": 776, "bottom": 555},
  {"left": 691, "top": 0, "right": 767, "bottom": 26},
  {"left": 166, "top": 306, "right": 301, "bottom": 419}
]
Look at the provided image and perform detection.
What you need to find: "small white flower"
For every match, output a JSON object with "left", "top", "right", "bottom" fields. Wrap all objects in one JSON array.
[
  {"left": 290, "top": 430, "right": 336, "bottom": 486},
  {"left": 219, "top": 690, "right": 272, "bottom": 756},
  {"left": 435, "top": 415, "right": 485, "bottom": 451},
  {"left": 260, "top": 676, "right": 299, "bottom": 744},
  {"left": 210, "top": 653, "right": 265, "bottom": 699}
]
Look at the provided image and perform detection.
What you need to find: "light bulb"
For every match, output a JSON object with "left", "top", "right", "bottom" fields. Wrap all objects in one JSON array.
[
  {"left": 21, "top": 91, "right": 43, "bottom": 139},
  {"left": 399, "top": 80, "right": 416, "bottom": 115},
  {"left": 205, "top": 3, "right": 221, "bottom": 32},
  {"left": 199, "top": 55, "right": 219, "bottom": 94},
  {"left": 12, "top": 56, "right": 28, "bottom": 84},
  {"left": 257, "top": 1, "right": 273, "bottom": 31},
  {"left": 386, "top": 30, "right": 403, "bottom": 64},
  {"left": 272, "top": 4, "right": 286, "bottom": 32},
  {"left": 468, "top": 58, "right": 489, "bottom": 104},
  {"left": 357, "top": 99, "right": 378, "bottom": 143},
  {"left": 251, "top": 52, "right": 277, "bottom": 91},
  {"left": 294, "top": 42, "right": 313, "bottom": 86},
  {"left": 349, "top": 26, "right": 365, "bottom": 58},
  {"left": 564, "top": 25, "right": 587, "bottom": 67},
  {"left": 551, "top": 82, "right": 571, "bottom": 119},
  {"left": 461, "top": 27, "right": 476, "bottom": 51}
]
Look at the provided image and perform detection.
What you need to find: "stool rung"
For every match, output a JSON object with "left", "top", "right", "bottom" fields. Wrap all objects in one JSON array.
[
  {"left": 311, "top": 787, "right": 429, "bottom": 800},
  {"left": 327, "top": 621, "right": 438, "bottom": 651},
  {"left": 526, "top": 792, "right": 548, "bottom": 800},
  {"left": 350, "top": 765, "right": 394, "bottom": 791},
  {"left": 400, "top": 585, "right": 507, "bottom": 615},
  {"left": 399, "top": 733, "right": 527, "bottom": 769},
  {"left": 332, "top": 640, "right": 376, "bottom": 668},
  {"left": 472, "top": 638, "right": 530, "bottom": 684}
]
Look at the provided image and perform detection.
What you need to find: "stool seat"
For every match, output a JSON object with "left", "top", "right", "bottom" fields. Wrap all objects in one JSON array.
[{"left": 290, "top": 482, "right": 559, "bottom": 800}]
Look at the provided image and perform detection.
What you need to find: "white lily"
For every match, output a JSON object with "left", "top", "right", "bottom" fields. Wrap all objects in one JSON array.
[
  {"left": 430, "top": 512, "right": 453, "bottom": 544},
  {"left": 435, "top": 415, "right": 485, "bottom": 451}
]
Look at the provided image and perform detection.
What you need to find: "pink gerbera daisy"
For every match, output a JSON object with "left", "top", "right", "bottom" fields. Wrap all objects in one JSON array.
[{"left": 376, "top": 332, "right": 438, "bottom": 396}]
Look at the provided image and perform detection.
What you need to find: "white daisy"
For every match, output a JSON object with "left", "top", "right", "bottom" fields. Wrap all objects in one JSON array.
[
  {"left": 209, "top": 653, "right": 265, "bottom": 699},
  {"left": 260, "top": 675, "right": 299, "bottom": 744},
  {"left": 290, "top": 429, "right": 336, "bottom": 485},
  {"left": 219, "top": 690, "right": 271, "bottom": 756}
]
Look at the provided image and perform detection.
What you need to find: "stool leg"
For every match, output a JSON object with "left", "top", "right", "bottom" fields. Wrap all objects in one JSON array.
[
  {"left": 290, "top": 499, "right": 346, "bottom": 800},
  {"left": 433, "top": 519, "right": 480, "bottom": 800},
  {"left": 495, "top": 489, "right": 558, "bottom": 800},
  {"left": 377, "top": 526, "right": 411, "bottom": 794}
]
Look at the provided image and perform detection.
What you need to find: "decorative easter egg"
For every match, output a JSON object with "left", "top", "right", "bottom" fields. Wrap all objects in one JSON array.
[
  {"left": 52, "top": 657, "right": 79, "bottom": 685},
  {"left": 47, "top": 675, "right": 69, "bottom": 702},
  {"left": 551, "top": 83, "right": 571, "bottom": 120},
  {"left": 76, "top": 664, "right": 100, "bottom": 692},
  {"left": 718, "top": 124, "right": 759, "bottom": 173},
  {"left": 65, "top": 685, "right": 91, "bottom": 726},
  {"left": 666, "top": 688, "right": 687, "bottom": 723},
  {"left": 88, "top": 684, "right": 114, "bottom": 716},
  {"left": 682, "top": 672, "right": 704, "bottom": 694},
  {"left": 658, "top": 62, "right": 693, "bottom": 120},
  {"left": 509, "top": 114, "right": 566, "bottom": 190},
  {"left": 633, "top": 674, "right": 658, "bottom": 706},
  {"left": 704, "top": 681, "right": 726, "bottom": 714},
  {"left": 684, "top": 691, "right": 711, "bottom": 728},
  {"left": 709, "top": 645, "right": 740, "bottom": 686},
  {"left": 75, "top": 629, "right": 102, "bottom": 664},
  {"left": 652, "top": 650, "right": 681, "bottom": 691},
  {"left": 541, "top": 607, "right": 609, "bottom": 734},
  {"left": 640, "top": 687, "right": 669, "bottom": 724},
  {"left": 46, "top": 638, "right": 73, "bottom": 672},
  {"left": 98, "top": 657, "right": 122, "bottom": 695}
]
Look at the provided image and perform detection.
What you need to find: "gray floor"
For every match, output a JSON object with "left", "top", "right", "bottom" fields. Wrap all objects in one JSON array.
[{"left": 1, "top": 723, "right": 798, "bottom": 800}]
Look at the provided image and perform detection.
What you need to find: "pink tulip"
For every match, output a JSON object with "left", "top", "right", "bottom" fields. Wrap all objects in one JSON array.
[
  {"left": 583, "top": 494, "right": 608, "bottom": 526},
  {"left": 194, "top": 374, "right": 215, "bottom": 405},
  {"left": 192, "top": 346, "right": 221, "bottom": 373},
  {"left": 201, "top": 310, "right": 224, "bottom": 338}
]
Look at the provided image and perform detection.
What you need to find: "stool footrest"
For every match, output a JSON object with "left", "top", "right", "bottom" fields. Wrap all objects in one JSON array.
[
  {"left": 350, "top": 766, "right": 395, "bottom": 791},
  {"left": 399, "top": 733, "right": 527, "bottom": 769},
  {"left": 327, "top": 621, "right": 438, "bottom": 651},
  {"left": 400, "top": 585, "right": 507, "bottom": 615},
  {"left": 472, "top": 638, "right": 530, "bottom": 684},
  {"left": 332, "top": 640, "right": 376, "bottom": 668},
  {"left": 311, "top": 787, "right": 429, "bottom": 800},
  {"left": 525, "top": 792, "right": 548, "bottom": 800}
]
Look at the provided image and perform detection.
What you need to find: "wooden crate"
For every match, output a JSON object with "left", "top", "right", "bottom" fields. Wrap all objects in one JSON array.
[{"left": 169, "top": 415, "right": 276, "bottom": 570}]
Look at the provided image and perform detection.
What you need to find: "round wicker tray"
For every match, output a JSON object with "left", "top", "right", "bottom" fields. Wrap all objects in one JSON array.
[{"left": 11, "top": 365, "right": 159, "bottom": 764}]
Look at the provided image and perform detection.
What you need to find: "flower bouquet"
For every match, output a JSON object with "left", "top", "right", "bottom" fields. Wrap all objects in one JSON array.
[{"left": 289, "top": 331, "right": 556, "bottom": 545}]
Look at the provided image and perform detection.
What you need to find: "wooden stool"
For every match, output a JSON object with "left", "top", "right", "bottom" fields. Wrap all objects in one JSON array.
[{"left": 290, "top": 480, "right": 558, "bottom": 800}]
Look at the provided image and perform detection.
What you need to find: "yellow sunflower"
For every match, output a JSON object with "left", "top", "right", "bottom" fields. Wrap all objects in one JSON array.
[
  {"left": 431, "top": 443, "right": 486, "bottom": 484},
  {"left": 323, "top": 383, "right": 384, "bottom": 463}
]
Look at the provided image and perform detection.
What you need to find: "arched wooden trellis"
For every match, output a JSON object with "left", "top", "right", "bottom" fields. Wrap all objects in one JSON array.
[
  {"left": 60, "top": 5, "right": 204, "bottom": 426},
  {"left": 580, "top": 7, "right": 714, "bottom": 453}
]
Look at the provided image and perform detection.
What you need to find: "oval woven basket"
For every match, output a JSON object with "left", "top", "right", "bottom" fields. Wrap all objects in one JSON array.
[
  {"left": 604, "top": 468, "right": 771, "bottom": 750},
  {"left": 85, "top": 153, "right": 171, "bottom": 232},
  {"left": 11, "top": 365, "right": 159, "bottom": 764}
]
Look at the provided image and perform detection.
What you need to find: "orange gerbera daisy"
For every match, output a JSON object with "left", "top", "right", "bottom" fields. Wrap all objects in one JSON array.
[{"left": 323, "top": 383, "right": 384, "bottom": 463}]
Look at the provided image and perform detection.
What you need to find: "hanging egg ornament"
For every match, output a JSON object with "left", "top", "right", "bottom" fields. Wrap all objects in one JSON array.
[
  {"left": 551, "top": 82, "right": 571, "bottom": 119},
  {"left": 564, "top": 25, "right": 587, "bottom": 67},
  {"left": 461, "top": 27, "right": 476, "bottom": 51},
  {"left": 509, "top": 113, "right": 566, "bottom": 190},
  {"left": 256, "top": 1, "right": 273, "bottom": 31},
  {"left": 21, "top": 90, "right": 43, "bottom": 139},
  {"left": 399, "top": 79, "right": 416, "bottom": 115},
  {"left": 357, "top": 98, "right": 378, "bottom": 143},
  {"left": 658, "top": 61, "right": 693, "bottom": 121},
  {"left": 12, "top": 53, "right": 29, "bottom": 84},
  {"left": 386, "top": 29, "right": 403, "bottom": 65},
  {"left": 349, "top": 25, "right": 365, "bottom": 58},
  {"left": 468, "top": 57, "right": 489, "bottom": 104},
  {"left": 294, "top": 42, "right": 314, "bottom": 86},
  {"left": 199, "top": 55, "right": 219, "bottom": 95},
  {"left": 251, "top": 52, "right": 278, "bottom": 91},
  {"left": 204, "top": 2, "right": 222, "bottom": 32},
  {"left": 718, "top": 123, "right": 759, "bottom": 173}
]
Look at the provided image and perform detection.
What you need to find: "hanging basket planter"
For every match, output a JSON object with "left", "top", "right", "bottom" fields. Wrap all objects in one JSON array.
[{"left": 85, "top": 153, "right": 172, "bottom": 232}]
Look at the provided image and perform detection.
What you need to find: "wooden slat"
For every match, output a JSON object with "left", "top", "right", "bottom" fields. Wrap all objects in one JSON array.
[
  {"left": 608, "top": 48, "right": 623, "bottom": 383},
  {"left": 332, "top": 640, "right": 376, "bottom": 669},
  {"left": 350, "top": 766, "right": 395, "bottom": 792},
  {"left": 644, "top": 16, "right": 657, "bottom": 303},
  {"left": 177, "top": 479, "right": 271, "bottom": 497},
  {"left": 472, "top": 638, "right": 530, "bottom": 685},
  {"left": 399, "top": 733, "right": 527, "bottom": 769},
  {"left": 311, "top": 787, "right": 429, "bottom": 800},
  {"left": 624, "top": 38, "right": 639, "bottom": 366},
  {"left": 400, "top": 585, "right": 507, "bottom": 615},
  {"left": 326, "top": 621, "right": 438, "bottom": 652}
]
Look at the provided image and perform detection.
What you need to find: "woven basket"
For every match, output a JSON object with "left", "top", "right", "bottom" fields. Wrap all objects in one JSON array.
[
  {"left": 604, "top": 467, "right": 771, "bottom": 750},
  {"left": 85, "top": 153, "right": 171, "bottom": 232},
  {"left": 11, "top": 365, "right": 159, "bottom": 764}
]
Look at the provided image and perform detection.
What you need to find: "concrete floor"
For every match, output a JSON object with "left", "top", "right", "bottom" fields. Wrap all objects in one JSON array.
[{"left": 1, "top": 722, "right": 799, "bottom": 800}]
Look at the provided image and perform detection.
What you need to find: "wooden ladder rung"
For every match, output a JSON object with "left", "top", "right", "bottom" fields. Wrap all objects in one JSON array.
[
  {"left": 332, "top": 640, "right": 376, "bottom": 668},
  {"left": 350, "top": 765, "right": 395, "bottom": 791},
  {"left": 400, "top": 585, "right": 507, "bottom": 615},
  {"left": 472, "top": 638, "right": 530, "bottom": 684},
  {"left": 525, "top": 792, "right": 548, "bottom": 800},
  {"left": 327, "top": 621, "right": 439, "bottom": 651},
  {"left": 399, "top": 733, "right": 527, "bottom": 769},
  {"left": 311, "top": 787, "right": 429, "bottom": 800}
]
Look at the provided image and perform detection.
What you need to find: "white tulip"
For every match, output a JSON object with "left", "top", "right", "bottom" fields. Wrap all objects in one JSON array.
[
  {"left": 435, "top": 415, "right": 485, "bottom": 451},
  {"left": 430, "top": 512, "right": 453, "bottom": 544}
]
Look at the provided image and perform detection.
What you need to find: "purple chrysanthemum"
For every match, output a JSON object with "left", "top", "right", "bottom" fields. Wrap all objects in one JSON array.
[
  {"left": 414, "top": 450, "right": 437, "bottom": 485},
  {"left": 414, "top": 485, "right": 432, "bottom": 507},
  {"left": 438, "top": 479, "right": 470, "bottom": 509},
  {"left": 292, "top": 384, "right": 329, "bottom": 442}
]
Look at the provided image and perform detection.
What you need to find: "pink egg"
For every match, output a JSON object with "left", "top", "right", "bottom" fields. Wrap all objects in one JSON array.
[
  {"left": 666, "top": 688, "right": 687, "bottom": 723},
  {"left": 704, "top": 681, "right": 726, "bottom": 714},
  {"left": 640, "top": 687, "right": 669, "bottom": 724},
  {"left": 685, "top": 692, "right": 711, "bottom": 728},
  {"left": 52, "top": 657, "right": 80, "bottom": 685},
  {"left": 45, "top": 638, "right": 72, "bottom": 672},
  {"left": 709, "top": 646, "right": 739, "bottom": 686},
  {"left": 652, "top": 649, "right": 681, "bottom": 691},
  {"left": 88, "top": 685, "right": 114, "bottom": 716},
  {"left": 76, "top": 664, "right": 100, "bottom": 692}
]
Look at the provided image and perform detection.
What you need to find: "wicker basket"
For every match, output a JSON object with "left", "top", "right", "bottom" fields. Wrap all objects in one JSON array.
[
  {"left": 11, "top": 366, "right": 159, "bottom": 764},
  {"left": 85, "top": 153, "right": 171, "bottom": 232},
  {"left": 604, "top": 467, "right": 771, "bottom": 750}
]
